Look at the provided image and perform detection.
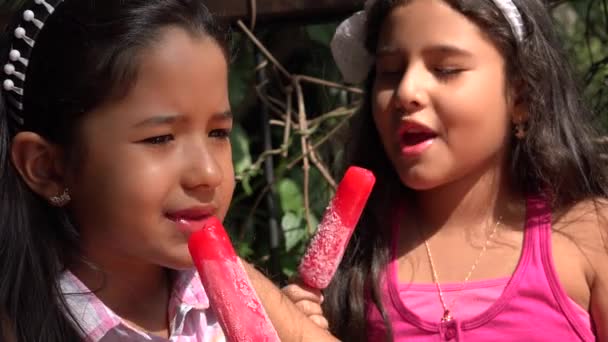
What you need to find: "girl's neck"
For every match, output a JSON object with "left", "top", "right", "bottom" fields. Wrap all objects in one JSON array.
[
  {"left": 70, "top": 257, "right": 171, "bottom": 336},
  {"left": 413, "top": 162, "right": 522, "bottom": 234}
]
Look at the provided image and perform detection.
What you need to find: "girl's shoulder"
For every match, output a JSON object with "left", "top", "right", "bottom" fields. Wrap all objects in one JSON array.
[
  {"left": 552, "top": 198, "right": 608, "bottom": 286},
  {"left": 553, "top": 198, "right": 608, "bottom": 339},
  {"left": 553, "top": 198, "right": 608, "bottom": 247}
]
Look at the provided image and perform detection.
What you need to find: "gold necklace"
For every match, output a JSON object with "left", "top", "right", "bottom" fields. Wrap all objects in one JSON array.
[{"left": 423, "top": 218, "right": 501, "bottom": 323}]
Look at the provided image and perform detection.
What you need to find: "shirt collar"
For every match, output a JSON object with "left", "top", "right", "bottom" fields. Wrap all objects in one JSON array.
[{"left": 59, "top": 269, "right": 210, "bottom": 341}]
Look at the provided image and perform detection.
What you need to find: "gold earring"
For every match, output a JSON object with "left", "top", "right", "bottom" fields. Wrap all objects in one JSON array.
[
  {"left": 513, "top": 116, "right": 526, "bottom": 139},
  {"left": 49, "top": 188, "right": 71, "bottom": 207}
]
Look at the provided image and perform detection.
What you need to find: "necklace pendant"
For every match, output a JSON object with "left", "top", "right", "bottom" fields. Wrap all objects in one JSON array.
[{"left": 439, "top": 316, "right": 458, "bottom": 341}]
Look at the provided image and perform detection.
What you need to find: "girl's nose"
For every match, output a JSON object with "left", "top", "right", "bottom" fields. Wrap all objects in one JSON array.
[
  {"left": 182, "top": 144, "right": 223, "bottom": 190},
  {"left": 395, "top": 64, "right": 428, "bottom": 114}
]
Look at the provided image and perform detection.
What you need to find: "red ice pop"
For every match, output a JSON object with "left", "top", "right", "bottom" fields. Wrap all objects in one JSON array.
[
  {"left": 188, "top": 217, "right": 280, "bottom": 342},
  {"left": 298, "top": 166, "right": 376, "bottom": 289}
]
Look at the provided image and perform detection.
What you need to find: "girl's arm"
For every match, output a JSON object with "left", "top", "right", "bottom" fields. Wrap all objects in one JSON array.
[
  {"left": 590, "top": 205, "right": 608, "bottom": 341},
  {"left": 591, "top": 273, "right": 608, "bottom": 341},
  {"left": 243, "top": 262, "right": 339, "bottom": 342},
  {"left": 557, "top": 200, "right": 608, "bottom": 341},
  {"left": 576, "top": 200, "right": 608, "bottom": 341}
]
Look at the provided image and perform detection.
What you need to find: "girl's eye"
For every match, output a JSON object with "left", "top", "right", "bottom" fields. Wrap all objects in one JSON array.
[
  {"left": 377, "top": 64, "right": 404, "bottom": 76},
  {"left": 433, "top": 67, "right": 463, "bottom": 80},
  {"left": 209, "top": 129, "right": 231, "bottom": 139},
  {"left": 141, "top": 135, "right": 174, "bottom": 145},
  {"left": 376, "top": 60, "right": 405, "bottom": 79},
  {"left": 378, "top": 69, "right": 403, "bottom": 77}
]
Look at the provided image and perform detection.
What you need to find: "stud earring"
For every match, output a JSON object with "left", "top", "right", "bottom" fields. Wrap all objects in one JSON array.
[
  {"left": 49, "top": 188, "right": 71, "bottom": 207},
  {"left": 513, "top": 116, "right": 527, "bottom": 139}
]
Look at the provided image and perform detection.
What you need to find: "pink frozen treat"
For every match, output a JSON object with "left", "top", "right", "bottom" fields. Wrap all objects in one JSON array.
[
  {"left": 298, "top": 166, "right": 376, "bottom": 289},
  {"left": 188, "top": 217, "right": 280, "bottom": 342}
]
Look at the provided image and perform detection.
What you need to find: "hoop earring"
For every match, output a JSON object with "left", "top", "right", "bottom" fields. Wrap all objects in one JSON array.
[{"left": 50, "top": 188, "right": 71, "bottom": 207}]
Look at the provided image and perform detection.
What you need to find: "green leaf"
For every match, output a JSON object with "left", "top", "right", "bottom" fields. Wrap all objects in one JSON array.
[
  {"left": 281, "top": 254, "right": 301, "bottom": 279},
  {"left": 234, "top": 241, "right": 254, "bottom": 259},
  {"left": 307, "top": 212, "right": 320, "bottom": 236},
  {"left": 231, "top": 124, "right": 252, "bottom": 176},
  {"left": 241, "top": 176, "right": 253, "bottom": 195},
  {"left": 282, "top": 212, "right": 306, "bottom": 252},
  {"left": 306, "top": 24, "right": 337, "bottom": 46},
  {"left": 281, "top": 211, "right": 301, "bottom": 230},
  {"left": 277, "top": 179, "right": 304, "bottom": 213}
]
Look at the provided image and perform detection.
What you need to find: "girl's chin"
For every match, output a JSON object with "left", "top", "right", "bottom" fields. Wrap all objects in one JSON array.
[
  {"left": 163, "top": 251, "right": 196, "bottom": 271},
  {"left": 399, "top": 174, "right": 440, "bottom": 191}
]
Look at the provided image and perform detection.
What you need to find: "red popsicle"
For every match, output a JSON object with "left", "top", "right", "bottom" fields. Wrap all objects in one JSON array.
[
  {"left": 188, "top": 217, "right": 280, "bottom": 342},
  {"left": 298, "top": 166, "right": 376, "bottom": 289}
]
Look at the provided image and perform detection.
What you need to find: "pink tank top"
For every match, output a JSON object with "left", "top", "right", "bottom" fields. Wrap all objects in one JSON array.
[{"left": 366, "top": 196, "right": 596, "bottom": 341}]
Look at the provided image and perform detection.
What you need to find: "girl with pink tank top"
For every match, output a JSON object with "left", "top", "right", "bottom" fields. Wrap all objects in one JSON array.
[
  {"left": 366, "top": 197, "right": 595, "bottom": 341},
  {"left": 283, "top": 0, "right": 608, "bottom": 341}
]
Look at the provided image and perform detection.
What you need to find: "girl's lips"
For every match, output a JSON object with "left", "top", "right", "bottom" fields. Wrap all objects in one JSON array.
[
  {"left": 398, "top": 120, "right": 436, "bottom": 136},
  {"left": 400, "top": 138, "right": 435, "bottom": 156},
  {"left": 398, "top": 121, "right": 437, "bottom": 157},
  {"left": 170, "top": 217, "right": 213, "bottom": 235},
  {"left": 167, "top": 207, "right": 216, "bottom": 235}
]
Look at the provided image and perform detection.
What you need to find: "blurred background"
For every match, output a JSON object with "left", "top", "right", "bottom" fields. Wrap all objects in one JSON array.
[{"left": 1, "top": 0, "right": 607, "bottom": 284}]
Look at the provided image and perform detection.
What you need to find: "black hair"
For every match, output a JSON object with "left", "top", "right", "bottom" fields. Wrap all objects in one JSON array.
[
  {"left": 323, "top": 0, "right": 608, "bottom": 340},
  {"left": 0, "top": 1, "right": 229, "bottom": 340}
]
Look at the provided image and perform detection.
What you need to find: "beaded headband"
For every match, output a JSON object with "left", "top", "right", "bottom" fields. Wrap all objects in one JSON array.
[
  {"left": 3, "top": 0, "right": 64, "bottom": 126},
  {"left": 331, "top": 0, "right": 526, "bottom": 84}
]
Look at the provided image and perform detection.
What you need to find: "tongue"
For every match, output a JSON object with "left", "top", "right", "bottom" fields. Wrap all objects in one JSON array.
[{"left": 402, "top": 132, "right": 435, "bottom": 146}]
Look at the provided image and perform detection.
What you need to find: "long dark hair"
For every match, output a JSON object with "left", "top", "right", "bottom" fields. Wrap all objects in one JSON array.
[
  {"left": 0, "top": 1, "right": 229, "bottom": 340},
  {"left": 323, "top": 0, "right": 608, "bottom": 340}
]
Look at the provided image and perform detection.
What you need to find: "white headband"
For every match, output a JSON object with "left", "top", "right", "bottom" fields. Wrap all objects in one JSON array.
[{"left": 331, "top": 0, "right": 526, "bottom": 84}]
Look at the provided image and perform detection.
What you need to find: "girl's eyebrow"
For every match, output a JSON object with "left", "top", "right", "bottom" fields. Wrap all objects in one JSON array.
[
  {"left": 377, "top": 45, "right": 400, "bottom": 56},
  {"left": 133, "top": 110, "right": 232, "bottom": 128},
  {"left": 376, "top": 44, "right": 474, "bottom": 58},
  {"left": 424, "top": 44, "right": 474, "bottom": 57},
  {"left": 212, "top": 110, "right": 233, "bottom": 121},
  {"left": 133, "top": 114, "right": 183, "bottom": 128}
]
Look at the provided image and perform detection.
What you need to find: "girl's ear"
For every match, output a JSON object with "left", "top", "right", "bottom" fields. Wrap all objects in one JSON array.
[
  {"left": 512, "top": 104, "right": 529, "bottom": 128},
  {"left": 508, "top": 79, "right": 529, "bottom": 139},
  {"left": 510, "top": 78, "right": 527, "bottom": 105},
  {"left": 10, "top": 132, "right": 67, "bottom": 204},
  {"left": 509, "top": 79, "right": 529, "bottom": 122}
]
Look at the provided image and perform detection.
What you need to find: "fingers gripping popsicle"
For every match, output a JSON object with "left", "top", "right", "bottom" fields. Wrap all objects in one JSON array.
[
  {"left": 298, "top": 166, "right": 376, "bottom": 289},
  {"left": 188, "top": 217, "right": 280, "bottom": 342}
]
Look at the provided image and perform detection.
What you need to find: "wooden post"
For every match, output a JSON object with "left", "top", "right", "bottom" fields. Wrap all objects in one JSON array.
[
  {"left": 206, "top": 0, "right": 364, "bottom": 25},
  {"left": 0, "top": 1, "right": 364, "bottom": 28},
  {"left": 207, "top": 0, "right": 564, "bottom": 25},
  {"left": 0, "top": 0, "right": 566, "bottom": 28}
]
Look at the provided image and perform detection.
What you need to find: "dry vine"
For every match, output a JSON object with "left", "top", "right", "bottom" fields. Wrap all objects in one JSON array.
[{"left": 235, "top": 19, "right": 362, "bottom": 235}]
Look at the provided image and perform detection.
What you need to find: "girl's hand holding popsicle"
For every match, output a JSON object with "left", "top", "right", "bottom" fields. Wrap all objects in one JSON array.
[{"left": 286, "top": 166, "right": 376, "bottom": 328}]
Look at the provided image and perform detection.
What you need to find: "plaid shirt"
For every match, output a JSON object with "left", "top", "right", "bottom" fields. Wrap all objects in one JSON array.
[{"left": 59, "top": 270, "right": 225, "bottom": 342}]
